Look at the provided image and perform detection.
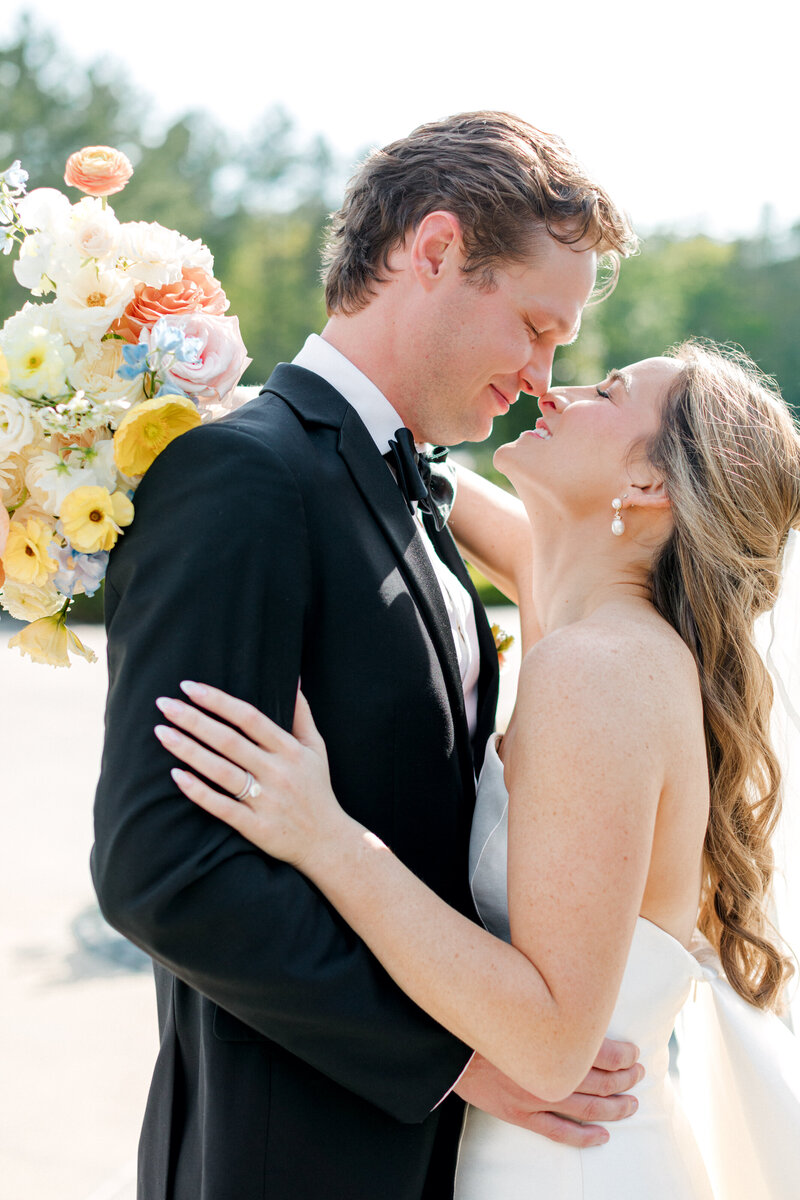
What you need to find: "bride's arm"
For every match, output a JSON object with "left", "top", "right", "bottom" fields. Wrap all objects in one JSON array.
[
  {"left": 448, "top": 464, "right": 532, "bottom": 609},
  {"left": 156, "top": 631, "right": 664, "bottom": 1103}
]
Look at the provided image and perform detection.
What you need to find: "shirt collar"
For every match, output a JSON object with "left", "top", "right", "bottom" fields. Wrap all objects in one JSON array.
[{"left": 292, "top": 333, "right": 405, "bottom": 455}]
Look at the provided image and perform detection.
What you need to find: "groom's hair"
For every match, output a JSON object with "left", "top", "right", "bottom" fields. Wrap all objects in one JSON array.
[{"left": 322, "top": 111, "right": 637, "bottom": 315}]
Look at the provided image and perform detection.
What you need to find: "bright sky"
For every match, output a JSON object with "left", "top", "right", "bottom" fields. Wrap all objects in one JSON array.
[{"left": 8, "top": 0, "right": 800, "bottom": 237}]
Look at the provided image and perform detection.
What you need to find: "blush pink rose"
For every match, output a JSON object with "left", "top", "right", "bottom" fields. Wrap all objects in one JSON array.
[
  {"left": 162, "top": 313, "right": 251, "bottom": 408},
  {"left": 114, "top": 267, "right": 229, "bottom": 344},
  {"left": 64, "top": 146, "right": 134, "bottom": 197}
]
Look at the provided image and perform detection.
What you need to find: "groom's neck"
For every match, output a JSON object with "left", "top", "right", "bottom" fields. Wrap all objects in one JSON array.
[{"left": 321, "top": 314, "right": 419, "bottom": 435}]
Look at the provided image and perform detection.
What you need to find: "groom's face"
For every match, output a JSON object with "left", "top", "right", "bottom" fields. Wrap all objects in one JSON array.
[{"left": 405, "top": 231, "right": 598, "bottom": 446}]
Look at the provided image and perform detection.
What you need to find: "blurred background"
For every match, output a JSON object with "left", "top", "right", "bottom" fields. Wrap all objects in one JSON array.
[{"left": 1, "top": 1, "right": 798, "bottom": 1195}]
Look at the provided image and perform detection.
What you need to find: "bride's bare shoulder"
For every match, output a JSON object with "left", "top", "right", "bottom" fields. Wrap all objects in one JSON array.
[{"left": 516, "top": 605, "right": 702, "bottom": 731}]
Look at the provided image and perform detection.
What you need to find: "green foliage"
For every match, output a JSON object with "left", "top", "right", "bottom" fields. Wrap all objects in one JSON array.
[
  {"left": 467, "top": 229, "right": 800, "bottom": 471},
  {"left": 1, "top": 17, "right": 798, "bottom": 626},
  {"left": 0, "top": 17, "right": 334, "bottom": 378}
]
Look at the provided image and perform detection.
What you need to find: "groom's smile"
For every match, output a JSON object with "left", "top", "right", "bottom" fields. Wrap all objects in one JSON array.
[{"left": 401, "top": 230, "right": 600, "bottom": 447}]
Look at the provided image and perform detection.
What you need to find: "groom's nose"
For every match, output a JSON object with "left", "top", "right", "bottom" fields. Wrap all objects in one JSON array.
[{"left": 519, "top": 342, "right": 555, "bottom": 399}]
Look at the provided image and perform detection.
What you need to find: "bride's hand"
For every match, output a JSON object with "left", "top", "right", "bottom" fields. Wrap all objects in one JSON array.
[{"left": 153, "top": 681, "right": 348, "bottom": 870}]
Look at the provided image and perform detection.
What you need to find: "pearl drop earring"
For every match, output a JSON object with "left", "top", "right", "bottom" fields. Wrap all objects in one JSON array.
[{"left": 611, "top": 497, "right": 625, "bottom": 536}]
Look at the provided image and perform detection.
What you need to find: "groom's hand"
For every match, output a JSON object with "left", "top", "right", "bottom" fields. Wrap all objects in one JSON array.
[{"left": 453, "top": 1040, "right": 643, "bottom": 1148}]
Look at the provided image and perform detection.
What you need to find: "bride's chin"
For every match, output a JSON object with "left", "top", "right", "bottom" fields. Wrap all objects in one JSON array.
[{"left": 492, "top": 441, "right": 516, "bottom": 475}]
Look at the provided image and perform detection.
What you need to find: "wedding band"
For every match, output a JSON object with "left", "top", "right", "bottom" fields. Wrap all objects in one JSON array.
[{"left": 233, "top": 770, "right": 261, "bottom": 802}]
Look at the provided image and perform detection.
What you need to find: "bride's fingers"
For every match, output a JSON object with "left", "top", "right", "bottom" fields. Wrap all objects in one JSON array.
[
  {"left": 178, "top": 680, "right": 294, "bottom": 754},
  {"left": 154, "top": 722, "right": 258, "bottom": 800},
  {"left": 155, "top": 696, "right": 267, "bottom": 772},
  {"left": 171, "top": 767, "right": 262, "bottom": 841},
  {"left": 292, "top": 688, "right": 326, "bottom": 754}
]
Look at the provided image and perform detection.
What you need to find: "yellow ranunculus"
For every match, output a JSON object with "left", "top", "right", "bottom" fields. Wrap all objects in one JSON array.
[
  {"left": 113, "top": 394, "right": 201, "bottom": 477},
  {"left": 0, "top": 348, "right": 9, "bottom": 388},
  {"left": 3, "top": 517, "right": 59, "bottom": 587},
  {"left": 59, "top": 485, "right": 134, "bottom": 554},
  {"left": 8, "top": 613, "right": 97, "bottom": 668}
]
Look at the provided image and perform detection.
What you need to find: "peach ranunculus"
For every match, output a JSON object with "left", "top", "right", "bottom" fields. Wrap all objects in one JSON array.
[
  {"left": 113, "top": 268, "right": 229, "bottom": 344},
  {"left": 161, "top": 313, "right": 251, "bottom": 410},
  {"left": 64, "top": 146, "right": 133, "bottom": 197}
]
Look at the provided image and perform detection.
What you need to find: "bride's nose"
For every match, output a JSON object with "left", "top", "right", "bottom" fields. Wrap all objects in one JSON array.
[{"left": 539, "top": 389, "right": 571, "bottom": 415}]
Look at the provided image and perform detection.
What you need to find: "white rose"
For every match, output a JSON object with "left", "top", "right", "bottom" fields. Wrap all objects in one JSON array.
[
  {"left": 69, "top": 197, "right": 121, "bottom": 263},
  {"left": 0, "top": 577, "right": 63, "bottom": 621},
  {"left": 0, "top": 392, "right": 37, "bottom": 456},
  {"left": 118, "top": 221, "right": 214, "bottom": 287}
]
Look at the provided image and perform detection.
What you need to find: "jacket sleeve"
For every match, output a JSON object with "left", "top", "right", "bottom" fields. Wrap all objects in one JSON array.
[{"left": 91, "top": 420, "right": 472, "bottom": 1123}]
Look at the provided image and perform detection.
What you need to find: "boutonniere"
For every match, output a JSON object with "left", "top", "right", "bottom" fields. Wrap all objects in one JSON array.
[{"left": 491, "top": 622, "right": 514, "bottom": 670}]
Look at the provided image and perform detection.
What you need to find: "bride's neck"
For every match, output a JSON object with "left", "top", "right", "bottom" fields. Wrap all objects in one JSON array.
[{"left": 525, "top": 505, "right": 653, "bottom": 637}]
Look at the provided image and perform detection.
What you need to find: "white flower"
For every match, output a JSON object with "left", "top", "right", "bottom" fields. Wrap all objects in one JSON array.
[
  {"left": 26, "top": 440, "right": 122, "bottom": 517},
  {"left": 16, "top": 188, "right": 72, "bottom": 235},
  {"left": 118, "top": 221, "right": 214, "bottom": 287},
  {"left": 13, "top": 231, "right": 64, "bottom": 295},
  {"left": 1, "top": 304, "right": 75, "bottom": 398},
  {"left": 25, "top": 450, "right": 84, "bottom": 516},
  {"left": 0, "top": 577, "right": 62, "bottom": 621},
  {"left": 2, "top": 160, "right": 28, "bottom": 192},
  {"left": 0, "top": 392, "right": 37, "bottom": 456},
  {"left": 52, "top": 264, "right": 135, "bottom": 348},
  {"left": 68, "top": 338, "right": 145, "bottom": 407},
  {"left": 0, "top": 451, "right": 28, "bottom": 506},
  {"left": 14, "top": 195, "right": 121, "bottom": 295},
  {"left": 1, "top": 298, "right": 60, "bottom": 341},
  {"left": 68, "top": 197, "right": 121, "bottom": 263}
]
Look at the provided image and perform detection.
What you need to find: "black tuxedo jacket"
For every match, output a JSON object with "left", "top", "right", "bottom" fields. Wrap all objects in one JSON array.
[{"left": 91, "top": 364, "right": 500, "bottom": 1200}]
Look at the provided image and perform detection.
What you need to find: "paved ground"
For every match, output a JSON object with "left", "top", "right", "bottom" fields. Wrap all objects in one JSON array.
[{"left": 1, "top": 609, "right": 521, "bottom": 1200}]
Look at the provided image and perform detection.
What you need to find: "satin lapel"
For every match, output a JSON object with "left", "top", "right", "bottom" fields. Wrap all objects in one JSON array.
[
  {"left": 423, "top": 516, "right": 501, "bottom": 772},
  {"left": 337, "top": 408, "right": 470, "bottom": 743}
]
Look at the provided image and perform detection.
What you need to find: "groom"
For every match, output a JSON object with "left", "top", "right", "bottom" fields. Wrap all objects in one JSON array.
[{"left": 93, "top": 112, "right": 640, "bottom": 1200}]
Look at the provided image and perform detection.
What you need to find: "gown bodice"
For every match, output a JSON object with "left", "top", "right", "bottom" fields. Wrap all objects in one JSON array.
[{"left": 455, "top": 734, "right": 800, "bottom": 1199}]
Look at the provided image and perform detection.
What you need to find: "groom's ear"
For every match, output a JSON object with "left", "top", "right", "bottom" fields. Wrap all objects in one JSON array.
[{"left": 411, "top": 211, "right": 463, "bottom": 288}]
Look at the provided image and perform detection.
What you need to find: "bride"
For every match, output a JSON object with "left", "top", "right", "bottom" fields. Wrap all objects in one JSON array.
[{"left": 154, "top": 339, "right": 800, "bottom": 1197}]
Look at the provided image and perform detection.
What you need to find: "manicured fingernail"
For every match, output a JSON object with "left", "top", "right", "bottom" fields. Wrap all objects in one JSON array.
[
  {"left": 154, "top": 724, "right": 179, "bottom": 744},
  {"left": 180, "top": 680, "right": 206, "bottom": 698},
  {"left": 628, "top": 1098, "right": 638, "bottom": 1114},
  {"left": 171, "top": 767, "right": 189, "bottom": 784},
  {"left": 155, "top": 696, "right": 182, "bottom": 716}
]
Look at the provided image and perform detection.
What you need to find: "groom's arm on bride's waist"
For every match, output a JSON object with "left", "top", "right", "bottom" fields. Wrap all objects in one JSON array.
[{"left": 91, "top": 417, "right": 471, "bottom": 1123}]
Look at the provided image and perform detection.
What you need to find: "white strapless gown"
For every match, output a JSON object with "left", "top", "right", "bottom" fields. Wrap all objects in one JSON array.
[{"left": 454, "top": 735, "right": 800, "bottom": 1200}]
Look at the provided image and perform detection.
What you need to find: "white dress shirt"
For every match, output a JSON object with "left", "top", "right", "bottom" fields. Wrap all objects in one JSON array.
[{"left": 292, "top": 334, "right": 481, "bottom": 735}]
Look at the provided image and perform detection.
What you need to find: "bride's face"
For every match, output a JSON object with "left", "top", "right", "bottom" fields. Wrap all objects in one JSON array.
[{"left": 494, "top": 357, "right": 681, "bottom": 515}]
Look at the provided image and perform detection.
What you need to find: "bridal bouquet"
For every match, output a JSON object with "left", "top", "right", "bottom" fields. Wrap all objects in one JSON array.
[{"left": 0, "top": 147, "right": 250, "bottom": 666}]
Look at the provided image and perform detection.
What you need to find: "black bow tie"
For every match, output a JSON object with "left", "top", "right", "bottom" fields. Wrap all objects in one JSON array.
[{"left": 384, "top": 427, "right": 455, "bottom": 532}]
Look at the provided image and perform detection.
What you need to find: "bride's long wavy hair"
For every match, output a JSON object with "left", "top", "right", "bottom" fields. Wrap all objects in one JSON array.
[{"left": 646, "top": 340, "right": 800, "bottom": 1009}]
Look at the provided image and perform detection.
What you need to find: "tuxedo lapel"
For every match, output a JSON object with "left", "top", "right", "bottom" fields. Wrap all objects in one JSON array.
[
  {"left": 261, "top": 366, "right": 472, "bottom": 766},
  {"left": 336, "top": 408, "right": 469, "bottom": 738},
  {"left": 423, "top": 516, "right": 500, "bottom": 772}
]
